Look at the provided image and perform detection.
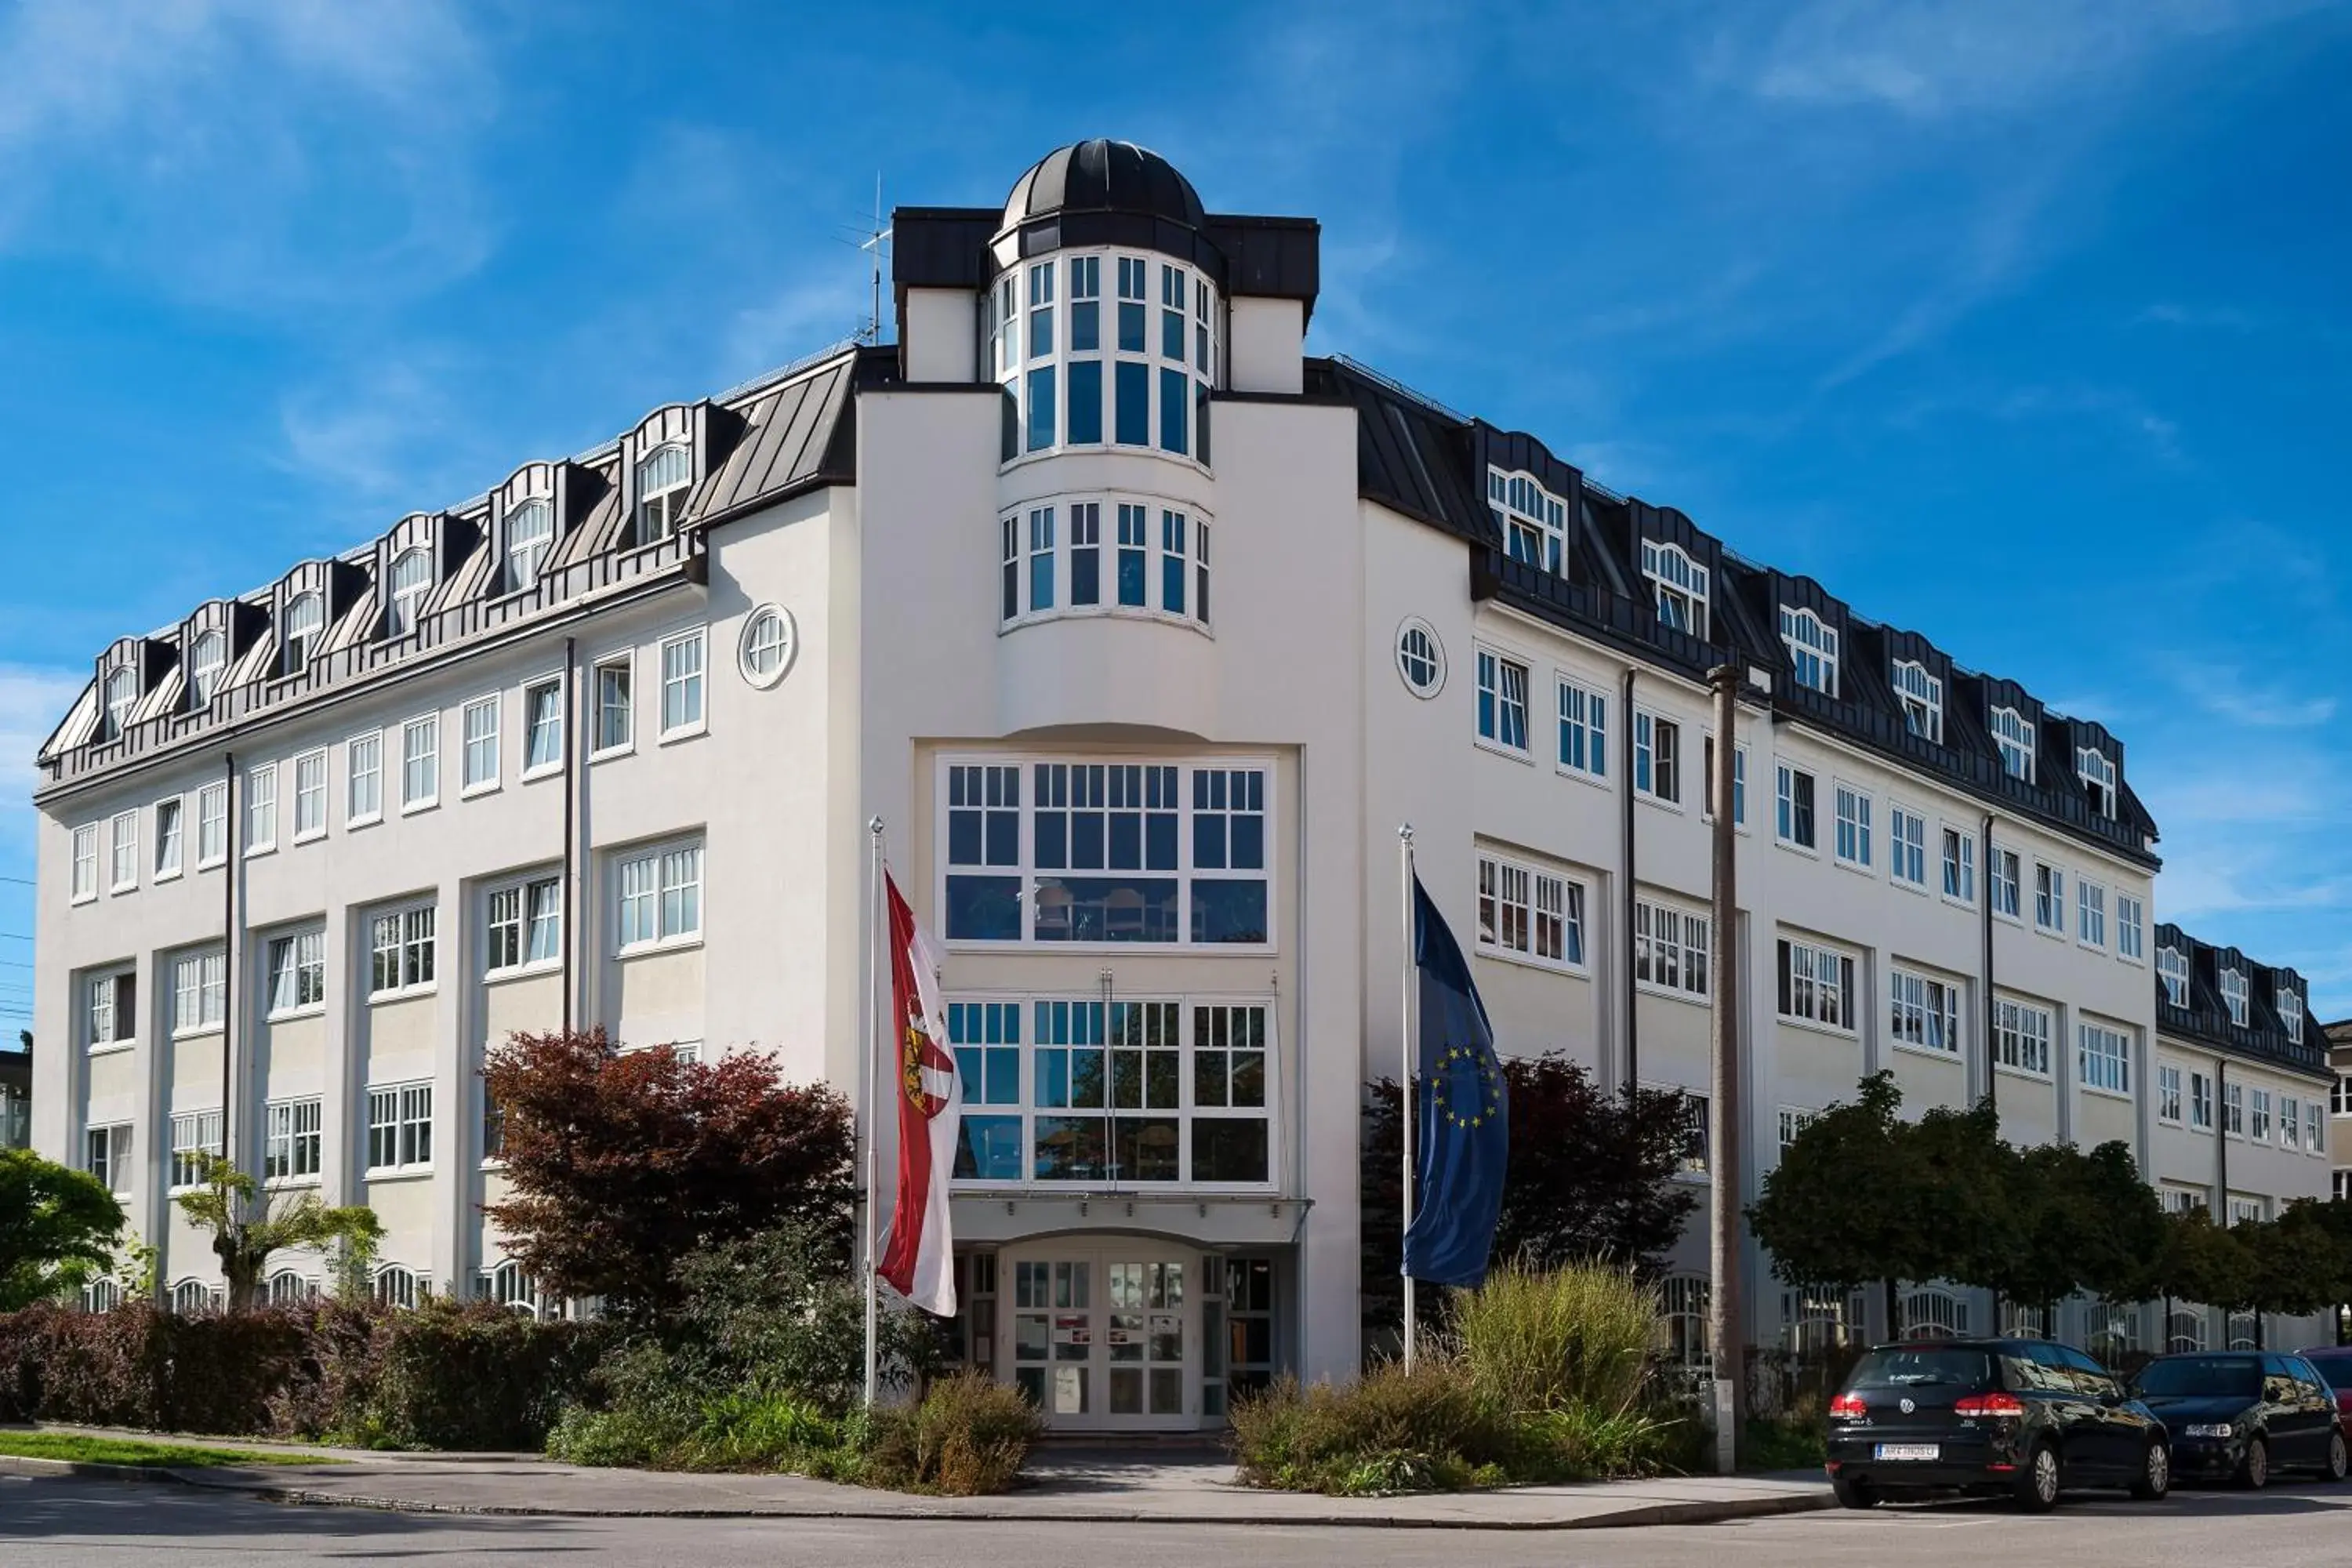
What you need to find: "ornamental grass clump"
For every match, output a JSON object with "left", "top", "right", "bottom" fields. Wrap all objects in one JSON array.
[{"left": 1449, "top": 1261, "right": 1654, "bottom": 1418}]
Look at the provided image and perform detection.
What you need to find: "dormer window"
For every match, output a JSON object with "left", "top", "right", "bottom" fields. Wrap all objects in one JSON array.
[
  {"left": 1487, "top": 468, "right": 1567, "bottom": 576},
  {"left": 1991, "top": 706, "right": 2034, "bottom": 783},
  {"left": 100, "top": 668, "right": 137, "bottom": 741},
  {"left": 504, "top": 499, "right": 555, "bottom": 593},
  {"left": 2219, "top": 967, "right": 2249, "bottom": 1028},
  {"left": 2076, "top": 746, "right": 2117, "bottom": 818},
  {"left": 1892, "top": 660, "right": 1943, "bottom": 742},
  {"left": 385, "top": 548, "right": 433, "bottom": 639},
  {"left": 635, "top": 443, "right": 692, "bottom": 543},
  {"left": 2279, "top": 985, "right": 2304, "bottom": 1044},
  {"left": 1639, "top": 540, "right": 1709, "bottom": 639},
  {"left": 187, "top": 631, "right": 226, "bottom": 710},
  {"left": 2156, "top": 946, "right": 2188, "bottom": 1007},
  {"left": 1777, "top": 607, "right": 1838, "bottom": 698},
  {"left": 281, "top": 592, "right": 323, "bottom": 677}
]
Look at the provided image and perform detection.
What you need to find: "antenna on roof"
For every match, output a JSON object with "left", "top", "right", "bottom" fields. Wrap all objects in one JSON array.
[{"left": 858, "top": 173, "right": 892, "bottom": 346}]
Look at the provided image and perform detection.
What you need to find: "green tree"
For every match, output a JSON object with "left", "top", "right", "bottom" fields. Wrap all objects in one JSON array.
[
  {"left": 1969, "top": 1140, "right": 2167, "bottom": 1324},
  {"left": 0, "top": 1148, "right": 125, "bottom": 1310},
  {"left": 1749, "top": 1073, "right": 1938, "bottom": 1329},
  {"left": 174, "top": 1154, "right": 383, "bottom": 1311}
]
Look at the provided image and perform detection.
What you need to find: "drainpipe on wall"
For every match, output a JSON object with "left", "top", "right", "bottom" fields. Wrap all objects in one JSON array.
[
  {"left": 220, "top": 753, "right": 238, "bottom": 1174},
  {"left": 1981, "top": 813, "right": 1998, "bottom": 1120},
  {"left": 561, "top": 637, "right": 577, "bottom": 1035},
  {"left": 1621, "top": 670, "right": 1639, "bottom": 1098}
]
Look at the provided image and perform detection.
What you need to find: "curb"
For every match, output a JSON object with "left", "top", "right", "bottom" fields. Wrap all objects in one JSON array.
[{"left": 1, "top": 1457, "right": 1836, "bottom": 1530}]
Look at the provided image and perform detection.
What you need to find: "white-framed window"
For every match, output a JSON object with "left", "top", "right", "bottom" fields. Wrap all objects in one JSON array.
[
  {"left": 503, "top": 497, "right": 555, "bottom": 593},
  {"left": 2190, "top": 1069, "right": 2214, "bottom": 1129},
  {"left": 1889, "top": 968, "right": 1962, "bottom": 1054},
  {"left": 2219, "top": 967, "right": 2249, "bottom": 1027},
  {"left": 2338, "top": 1171, "right": 2352, "bottom": 1203},
  {"left": 172, "top": 949, "right": 226, "bottom": 1034},
  {"left": 368, "top": 905, "right": 437, "bottom": 998},
  {"left": 107, "top": 810, "right": 138, "bottom": 892},
  {"left": 947, "top": 993, "right": 1276, "bottom": 1187},
  {"left": 374, "top": 1265, "right": 425, "bottom": 1308},
  {"left": 1701, "top": 736, "right": 1747, "bottom": 826},
  {"left": 2224, "top": 1081, "right": 2244, "bottom": 1136},
  {"left": 347, "top": 731, "right": 383, "bottom": 826},
  {"left": 615, "top": 840, "right": 703, "bottom": 951},
  {"left": 522, "top": 679, "right": 564, "bottom": 775},
  {"left": 186, "top": 630, "right": 227, "bottom": 710},
  {"left": 1893, "top": 660, "right": 1943, "bottom": 742},
  {"left": 2077, "top": 879, "right": 2107, "bottom": 948},
  {"left": 2116, "top": 895, "right": 2144, "bottom": 960},
  {"left": 593, "top": 656, "right": 633, "bottom": 755},
  {"left": 2336, "top": 1076, "right": 2352, "bottom": 1116},
  {"left": 286, "top": 750, "right": 325, "bottom": 840},
  {"left": 1475, "top": 852, "right": 1584, "bottom": 968},
  {"left": 85, "top": 970, "right": 135, "bottom": 1051},
  {"left": 266, "top": 928, "right": 325, "bottom": 1016},
  {"left": 385, "top": 546, "right": 433, "bottom": 638},
  {"left": 1777, "top": 1107, "right": 1818, "bottom": 1150},
  {"left": 2307, "top": 1101, "right": 2323, "bottom": 1154},
  {"left": 70, "top": 823, "right": 98, "bottom": 902},
  {"left": 659, "top": 629, "right": 706, "bottom": 739},
  {"left": 635, "top": 442, "right": 692, "bottom": 541},
  {"left": 2157, "top": 1063, "right": 2183, "bottom": 1124},
  {"left": 993, "top": 249, "right": 1215, "bottom": 464},
  {"left": 169, "top": 1109, "right": 223, "bottom": 1190},
  {"left": 1889, "top": 805, "right": 1927, "bottom": 887},
  {"left": 2284, "top": 1094, "right": 2302, "bottom": 1149},
  {"left": 100, "top": 667, "right": 137, "bottom": 740},
  {"left": 1779, "top": 606, "right": 1838, "bottom": 697},
  {"left": 740, "top": 604, "right": 797, "bottom": 688},
  {"left": 1676, "top": 1094, "right": 1711, "bottom": 1176},
  {"left": 1994, "top": 996, "right": 2053, "bottom": 1076},
  {"left": 264, "top": 1098, "right": 322, "bottom": 1182},
  {"left": 154, "top": 797, "right": 183, "bottom": 880},
  {"left": 942, "top": 758, "right": 1272, "bottom": 946},
  {"left": 84, "top": 1123, "right": 133, "bottom": 1195},
  {"left": 401, "top": 715, "right": 439, "bottom": 810},
  {"left": 1640, "top": 539, "right": 1708, "bottom": 637},
  {"left": 2078, "top": 746, "right": 2118, "bottom": 818},
  {"left": 1555, "top": 677, "right": 1606, "bottom": 780},
  {"left": 1991, "top": 706, "right": 2035, "bottom": 782},
  {"left": 1777, "top": 937, "right": 1855, "bottom": 1030},
  {"left": 2033, "top": 862, "right": 2066, "bottom": 934},
  {"left": 281, "top": 591, "right": 324, "bottom": 677},
  {"left": 1634, "top": 711, "right": 1681, "bottom": 803},
  {"left": 1636, "top": 900, "right": 1711, "bottom": 1000},
  {"left": 243, "top": 762, "right": 277, "bottom": 854},
  {"left": 1775, "top": 762, "right": 1816, "bottom": 849},
  {"left": 486, "top": 876, "right": 562, "bottom": 974},
  {"left": 460, "top": 695, "right": 499, "bottom": 793},
  {"left": 1475, "top": 648, "right": 1530, "bottom": 753},
  {"left": 1488, "top": 466, "right": 1569, "bottom": 575},
  {"left": 2278, "top": 984, "right": 2304, "bottom": 1045},
  {"left": 2157, "top": 946, "right": 2190, "bottom": 1007},
  {"left": 1001, "top": 499, "right": 1212, "bottom": 630},
  {"left": 1990, "top": 846, "right": 2020, "bottom": 918},
  {"left": 2078, "top": 1021, "right": 2131, "bottom": 1095},
  {"left": 196, "top": 781, "right": 227, "bottom": 867},
  {"left": 482, "top": 1260, "right": 540, "bottom": 1316},
  {"left": 1832, "top": 784, "right": 1872, "bottom": 868},
  {"left": 2250, "top": 1087, "right": 2272, "bottom": 1142},
  {"left": 367, "top": 1082, "right": 434, "bottom": 1172}
]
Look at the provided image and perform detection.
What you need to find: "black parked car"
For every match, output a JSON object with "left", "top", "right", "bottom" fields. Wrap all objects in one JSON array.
[
  {"left": 1825, "top": 1339, "right": 2169, "bottom": 1512},
  {"left": 2129, "top": 1352, "right": 2349, "bottom": 1487}
]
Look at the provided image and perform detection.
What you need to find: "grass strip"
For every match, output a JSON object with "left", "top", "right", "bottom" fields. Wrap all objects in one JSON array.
[{"left": 0, "top": 1431, "right": 342, "bottom": 1468}]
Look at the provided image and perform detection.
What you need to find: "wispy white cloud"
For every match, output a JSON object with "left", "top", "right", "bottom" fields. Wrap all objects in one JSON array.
[
  {"left": 2169, "top": 664, "right": 2339, "bottom": 729},
  {"left": 0, "top": 663, "right": 89, "bottom": 861},
  {"left": 2134, "top": 302, "right": 2260, "bottom": 330}
]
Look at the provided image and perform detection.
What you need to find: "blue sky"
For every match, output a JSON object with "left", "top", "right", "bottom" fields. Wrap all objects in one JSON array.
[{"left": 2, "top": 0, "right": 2348, "bottom": 1024}]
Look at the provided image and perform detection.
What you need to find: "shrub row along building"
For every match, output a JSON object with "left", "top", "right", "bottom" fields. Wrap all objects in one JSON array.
[{"left": 30, "top": 141, "right": 2343, "bottom": 1426}]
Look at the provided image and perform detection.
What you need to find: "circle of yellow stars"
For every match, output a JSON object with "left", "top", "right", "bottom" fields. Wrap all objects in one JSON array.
[{"left": 1429, "top": 1044, "right": 1502, "bottom": 1129}]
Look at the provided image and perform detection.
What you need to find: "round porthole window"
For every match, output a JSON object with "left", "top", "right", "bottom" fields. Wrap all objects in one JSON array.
[
  {"left": 1396, "top": 617, "right": 1445, "bottom": 699},
  {"left": 739, "top": 604, "right": 797, "bottom": 688}
]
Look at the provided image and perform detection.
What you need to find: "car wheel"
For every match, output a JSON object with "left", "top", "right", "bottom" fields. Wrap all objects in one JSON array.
[
  {"left": 2129, "top": 1439, "right": 2171, "bottom": 1501},
  {"left": 2015, "top": 1441, "right": 2062, "bottom": 1513},
  {"left": 2237, "top": 1435, "right": 2269, "bottom": 1490},
  {"left": 2324, "top": 1430, "right": 2349, "bottom": 1483},
  {"left": 1831, "top": 1475, "right": 1879, "bottom": 1510}
]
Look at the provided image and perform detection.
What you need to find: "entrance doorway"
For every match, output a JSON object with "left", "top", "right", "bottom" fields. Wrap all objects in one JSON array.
[{"left": 1000, "top": 1240, "right": 1200, "bottom": 1430}]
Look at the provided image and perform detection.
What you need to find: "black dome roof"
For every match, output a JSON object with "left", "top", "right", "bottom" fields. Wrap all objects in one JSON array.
[{"left": 1002, "top": 140, "right": 1205, "bottom": 234}]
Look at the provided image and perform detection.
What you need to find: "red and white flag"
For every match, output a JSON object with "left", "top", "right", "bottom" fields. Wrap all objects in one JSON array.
[{"left": 877, "top": 873, "right": 960, "bottom": 1316}]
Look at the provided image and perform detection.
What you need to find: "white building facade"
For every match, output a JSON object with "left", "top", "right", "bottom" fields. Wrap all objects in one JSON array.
[{"left": 30, "top": 140, "right": 2335, "bottom": 1421}]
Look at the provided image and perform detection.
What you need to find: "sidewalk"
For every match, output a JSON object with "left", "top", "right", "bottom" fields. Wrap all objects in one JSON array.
[{"left": 0, "top": 1425, "right": 1833, "bottom": 1530}]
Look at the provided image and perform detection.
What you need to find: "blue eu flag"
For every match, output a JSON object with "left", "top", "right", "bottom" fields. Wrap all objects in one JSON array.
[{"left": 1403, "top": 875, "right": 1509, "bottom": 1288}]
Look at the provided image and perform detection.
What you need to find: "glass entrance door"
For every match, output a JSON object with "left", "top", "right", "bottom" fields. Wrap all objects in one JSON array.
[
  {"left": 1106, "top": 1261, "right": 1185, "bottom": 1419},
  {"left": 1000, "top": 1243, "right": 1196, "bottom": 1430}
]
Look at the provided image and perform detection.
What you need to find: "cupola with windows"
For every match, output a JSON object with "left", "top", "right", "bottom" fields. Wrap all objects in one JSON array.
[{"left": 1000, "top": 139, "right": 1208, "bottom": 238}]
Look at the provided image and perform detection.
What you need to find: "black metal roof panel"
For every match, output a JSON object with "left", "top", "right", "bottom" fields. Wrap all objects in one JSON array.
[
  {"left": 1002, "top": 140, "right": 1206, "bottom": 234},
  {"left": 2155, "top": 921, "right": 2325, "bottom": 1080}
]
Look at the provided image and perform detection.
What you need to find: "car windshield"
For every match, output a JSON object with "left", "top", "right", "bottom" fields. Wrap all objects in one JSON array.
[
  {"left": 1847, "top": 1348, "right": 1992, "bottom": 1392},
  {"left": 2132, "top": 1356, "right": 2259, "bottom": 1399}
]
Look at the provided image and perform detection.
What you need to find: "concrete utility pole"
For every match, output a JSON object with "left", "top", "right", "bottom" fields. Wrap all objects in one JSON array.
[{"left": 1707, "top": 662, "right": 1745, "bottom": 1475}]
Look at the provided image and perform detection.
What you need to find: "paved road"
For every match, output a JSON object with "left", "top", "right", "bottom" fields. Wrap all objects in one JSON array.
[{"left": 6, "top": 1473, "right": 2352, "bottom": 1566}]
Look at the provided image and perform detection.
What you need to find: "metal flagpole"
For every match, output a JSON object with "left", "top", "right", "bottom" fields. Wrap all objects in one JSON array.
[
  {"left": 1399, "top": 824, "right": 1418, "bottom": 1371},
  {"left": 862, "top": 817, "right": 884, "bottom": 1409}
]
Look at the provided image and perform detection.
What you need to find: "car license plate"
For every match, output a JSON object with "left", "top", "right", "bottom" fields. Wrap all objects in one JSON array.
[{"left": 1874, "top": 1443, "right": 1939, "bottom": 1461}]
